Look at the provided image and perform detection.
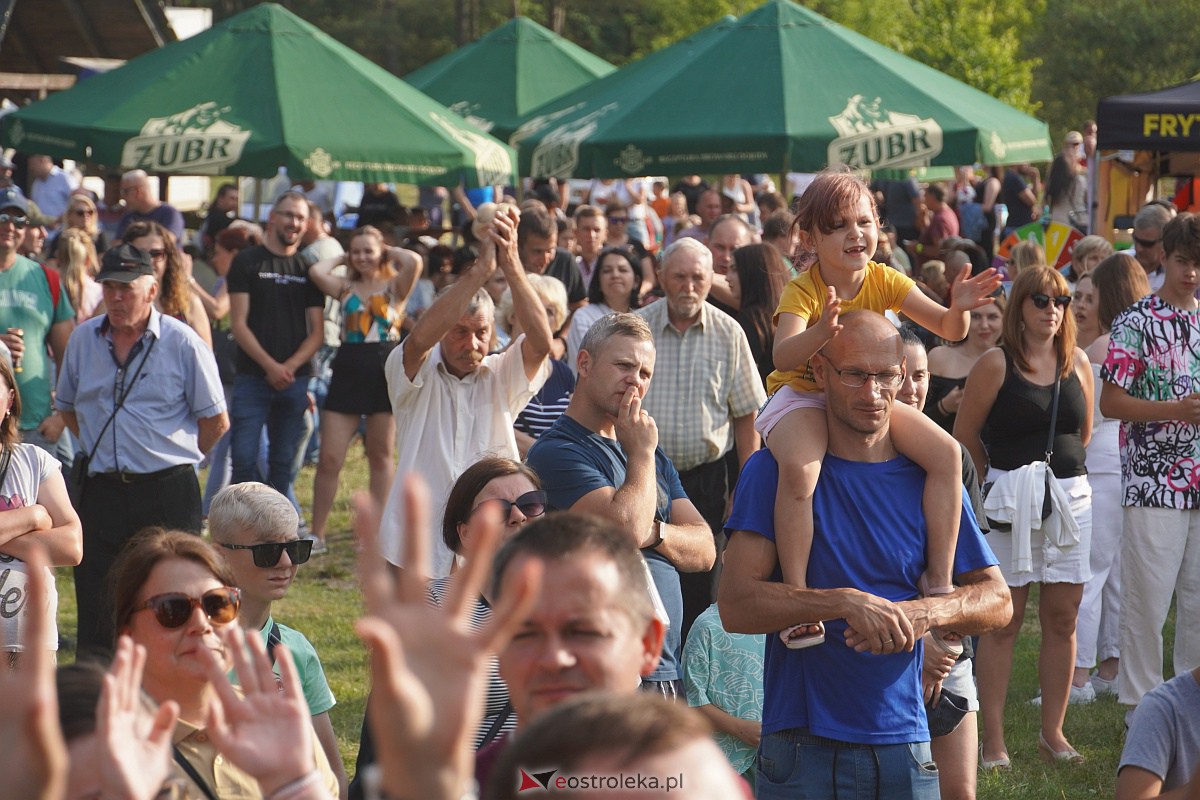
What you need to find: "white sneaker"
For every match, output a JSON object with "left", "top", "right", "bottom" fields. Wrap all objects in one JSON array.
[
  {"left": 1030, "top": 682, "right": 1095, "bottom": 706},
  {"left": 1091, "top": 673, "right": 1119, "bottom": 697}
]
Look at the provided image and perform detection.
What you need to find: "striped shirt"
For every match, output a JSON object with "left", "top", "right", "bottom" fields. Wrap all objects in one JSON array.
[
  {"left": 515, "top": 359, "right": 575, "bottom": 440},
  {"left": 426, "top": 577, "right": 518, "bottom": 749},
  {"left": 636, "top": 300, "right": 766, "bottom": 472}
]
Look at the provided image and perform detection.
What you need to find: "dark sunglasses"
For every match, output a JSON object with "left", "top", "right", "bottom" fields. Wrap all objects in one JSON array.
[
  {"left": 0, "top": 213, "right": 28, "bottom": 229},
  {"left": 133, "top": 586, "right": 241, "bottom": 629},
  {"left": 70, "top": 207, "right": 96, "bottom": 216},
  {"left": 1133, "top": 235, "right": 1161, "bottom": 249},
  {"left": 470, "top": 490, "right": 548, "bottom": 520},
  {"left": 1031, "top": 293, "right": 1071, "bottom": 310},
  {"left": 220, "top": 538, "right": 313, "bottom": 568},
  {"left": 607, "top": 216, "right": 629, "bottom": 224}
]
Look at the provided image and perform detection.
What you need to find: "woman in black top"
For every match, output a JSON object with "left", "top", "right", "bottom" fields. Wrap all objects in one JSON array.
[
  {"left": 925, "top": 297, "right": 1005, "bottom": 433},
  {"left": 955, "top": 267, "right": 1094, "bottom": 769}
]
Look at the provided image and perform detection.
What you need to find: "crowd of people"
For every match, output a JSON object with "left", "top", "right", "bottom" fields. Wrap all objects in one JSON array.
[{"left": 1, "top": 143, "right": 1199, "bottom": 800}]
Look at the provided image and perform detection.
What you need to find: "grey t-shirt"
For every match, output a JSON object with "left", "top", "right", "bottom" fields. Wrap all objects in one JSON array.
[{"left": 1119, "top": 670, "right": 1200, "bottom": 791}]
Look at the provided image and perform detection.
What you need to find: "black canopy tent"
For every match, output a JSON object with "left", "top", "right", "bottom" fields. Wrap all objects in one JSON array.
[{"left": 1097, "top": 79, "right": 1200, "bottom": 152}]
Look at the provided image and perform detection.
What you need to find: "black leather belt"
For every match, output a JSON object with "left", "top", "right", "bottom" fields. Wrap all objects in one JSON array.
[{"left": 92, "top": 464, "right": 193, "bottom": 484}]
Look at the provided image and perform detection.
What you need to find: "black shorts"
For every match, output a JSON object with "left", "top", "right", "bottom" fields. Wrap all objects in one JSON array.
[{"left": 323, "top": 342, "right": 396, "bottom": 416}]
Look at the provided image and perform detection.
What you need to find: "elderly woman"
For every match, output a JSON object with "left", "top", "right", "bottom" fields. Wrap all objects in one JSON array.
[
  {"left": 110, "top": 527, "right": 339, "bottom": 798},
  {"left": 955, "top": 267, "right": 1093, "bottom": 768},
  {"left": 496, "top": 273, "right": 574, "bottom": 457},
  {"left": 0, "top": 357, "right": 82, "bottom": 665}
]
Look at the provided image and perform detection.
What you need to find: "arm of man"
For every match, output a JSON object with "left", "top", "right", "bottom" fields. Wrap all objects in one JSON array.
[
  {"left": 59, "top": 410, "right": 79, "bottom": 437},
  {"left": 402, "top": 238, "right": 497, "bottom": 381},
  {"left": 1115, "top": 766, "right": 1190, "bottom": 800},
  {"left": 653, "top": 497, "right": 716, "bottom": 573},
  {"left": 282, "top": 306, "right": 325, "bottom": 377},
  {"left": 1100, "top": 382, "right": 1200, "bottom": 425},
  {"left": 732, "top": 412, "right": 760, "bottom": 468},
  {"left": 197, "top": 412, "right": 230, "bottom": 455},
  {"left": 717, "top": 530, "right": 915, "bottom": 650},
  {"left": 880, "top": 565, "right": 1011, "bottom": 644},
  {"left": 692, "top": 704, "right": 761, "bottom": 748},
  {"left": 494, "top": 218, "right": 552, "bottom": 381},
  {"left": 47, "top": 319, "right": 73, "bottom": 373}
]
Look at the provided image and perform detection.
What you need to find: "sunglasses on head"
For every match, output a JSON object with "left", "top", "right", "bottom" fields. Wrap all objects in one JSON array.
[
  {"left": 0, "top": 213, "right": 28, "bottom": 229},
  {"left": 1030, "top": 293, "right": 1071, "bottom": 309},
  {"left": 471, "top": 490, "right": 548, "bottom": 520},
  {"left": 133, "top": 586, "right": 241, "bottom": 629},
  {"left": 220, "top": 538, "right": 313, "bottom": 568}
]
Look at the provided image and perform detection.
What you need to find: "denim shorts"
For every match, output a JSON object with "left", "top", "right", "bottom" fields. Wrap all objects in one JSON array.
[{"left": 757, "top": 729, "right": 940, "bottom": 800}]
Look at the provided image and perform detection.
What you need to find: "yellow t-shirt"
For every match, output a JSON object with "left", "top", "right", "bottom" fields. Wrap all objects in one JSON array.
[{"left": 766, "top": 261, "right": 915, "bottom": 394}]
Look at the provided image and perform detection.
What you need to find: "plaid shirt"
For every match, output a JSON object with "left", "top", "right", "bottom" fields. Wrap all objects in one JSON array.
[{"left": 637, "top": 299, "right": 766, "bottom": 472}]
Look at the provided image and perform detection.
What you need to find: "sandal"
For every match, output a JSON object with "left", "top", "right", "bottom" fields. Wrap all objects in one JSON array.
[{"left": 779, "top": 622, "right": 826, "bottom": 649}]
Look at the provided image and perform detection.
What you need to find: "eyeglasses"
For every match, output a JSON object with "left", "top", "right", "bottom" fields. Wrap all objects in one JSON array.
[
  {"left": 0, "top": 213, "right": 28, "bottom": 229},
  {"left": 470, "top": 490, "right": 548, "bottom": 521},
  {"left": 1030, "top": 293, "right": 1072, "bottom": 310},
  {"left": 821, "top": 357, "right": 904, "bottom": 389},
  {"left": 219, "top": 538, "right": 313, "bottom": 568},
  {"left": 132, "top": 587, "right": 241, "bottom": 629},
  {"left": 145, "top": 248, "right": 167, "bottom": 261},
  {"left": 1133, "top": 235, "right": 1161, "bottom": 249}
]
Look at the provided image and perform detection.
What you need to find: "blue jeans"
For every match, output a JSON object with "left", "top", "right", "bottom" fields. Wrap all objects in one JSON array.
[
  {"left": 230, "top": 374, "right": 309, "bottom": 494},
  {"left": 757, "top": 729, "right": 940, "bottom": 800}
]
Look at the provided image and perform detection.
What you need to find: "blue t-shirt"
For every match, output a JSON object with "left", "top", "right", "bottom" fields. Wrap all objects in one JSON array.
[
  {"left": 726, "top": 449, "right": 997, "bottom": 745},
  {"left": 528, "top": 414, "right": 687, "bottom": 682}
]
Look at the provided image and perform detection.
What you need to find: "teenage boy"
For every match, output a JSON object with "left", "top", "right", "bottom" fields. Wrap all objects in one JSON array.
[
  {"left": 208, "top": 482, "right": 349, "bottom": 799},
  {"left": 1101, "top": 212, "right": 1200, "bottom": 715}
]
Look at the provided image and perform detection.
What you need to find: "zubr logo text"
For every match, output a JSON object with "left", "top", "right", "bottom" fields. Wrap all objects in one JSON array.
[
  {"left": 121, "top": 102, "right": 251, "bottom": 174},
  {"left": 826, "top": 94, "right": 943, "bottom": 170}
]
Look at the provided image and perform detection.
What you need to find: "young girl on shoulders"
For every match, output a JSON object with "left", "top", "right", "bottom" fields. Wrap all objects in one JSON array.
[{"left": 761, "top": 170, "right": 1000, "bottom": 648}]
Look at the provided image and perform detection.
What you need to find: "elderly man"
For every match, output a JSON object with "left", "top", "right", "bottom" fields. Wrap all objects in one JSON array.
[
  {"left": 378, "top": 209, "right": 551, "bottom": 575},
  {"left": 56, "top": 244, "right": 228, "bottom": 656},
  {"left": 527, "top": 312, "right": 715, "bottom": 698},
  {"left": 637, "top": 237, "right": 765, "bottom": 636},
  {"left": 719, "top": 311, "right": 1010, "bottom": 799},
  {"left": 1129, "top": 202, "right": 1173, "bottom": 292},
  {"left": 227, "top": 191, "right": 325, "bottom": 509},
  {"left": 115, "top": 169, "right": 185, "bottom": 242},
  {"left": 0, "top": 188, "right": 74, "bottom": 458}
]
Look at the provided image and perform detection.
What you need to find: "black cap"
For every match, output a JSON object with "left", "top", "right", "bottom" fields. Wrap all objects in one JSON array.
[
  {"left": 98, "top": 244, "right": 155, "bottom": 283},
  {"left": 0, "top": 187, "right": 28, "bottom": 214}
]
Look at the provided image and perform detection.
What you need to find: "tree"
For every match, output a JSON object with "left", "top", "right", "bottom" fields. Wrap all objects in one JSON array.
[{"left": 1027, "top": 0, "right": 1200, "bottom": 142}]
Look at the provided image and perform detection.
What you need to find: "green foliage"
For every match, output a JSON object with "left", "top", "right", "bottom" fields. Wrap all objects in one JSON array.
[
  {"left": 808, "top": 0, "right": 1044, "bottom": 114},
  {"left": 1027, "top": 0, "right": 1200, "bottom": 143}
]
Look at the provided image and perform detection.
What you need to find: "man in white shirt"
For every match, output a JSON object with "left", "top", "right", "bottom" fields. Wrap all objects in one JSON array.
[
  {"left": 378, "top": 208, "right": 551, "bottom": 575},
  {"left": 28, "top": 155, "right": 76, "bottom": 226}
]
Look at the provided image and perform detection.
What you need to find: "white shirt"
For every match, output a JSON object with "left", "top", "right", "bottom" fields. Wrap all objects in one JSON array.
[
  {"left": 31, "top": 166, "right": 76, "bottom": 220},
  {"left": 378, "top": 334, "right": 550, "bottom": 574}
]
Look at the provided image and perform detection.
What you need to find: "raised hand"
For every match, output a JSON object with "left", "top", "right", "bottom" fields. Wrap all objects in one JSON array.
[
  {"left": 354, "top": 476, "right": 541, "bottom": 800},
  {"left": 949, "top": 265, "right": 1002, "bottom": 312},
  {"left": 97, "top": 636, "right": 179, "bottom": 800},
  {"left": 0, "top": 546, "right": 67, "bottom": 800},
  {"left": 813, "top": 286, "right": 843, "bottom": 342},
  {"left": 201, "top": 626, "right": 323, "bottom": 798}
]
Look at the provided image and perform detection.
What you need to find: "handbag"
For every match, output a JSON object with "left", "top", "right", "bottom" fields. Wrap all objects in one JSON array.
[
  {"left": 66, "top": 336, "right": 157, "bottom": 507},
  {"left": 981, "top": 362, "right": 1062, "bottom": 532}
]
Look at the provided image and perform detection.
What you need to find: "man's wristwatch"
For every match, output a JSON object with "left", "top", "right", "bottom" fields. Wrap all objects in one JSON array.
[{"left": 646, "top": 519, "right": 664, "bottom": 549}]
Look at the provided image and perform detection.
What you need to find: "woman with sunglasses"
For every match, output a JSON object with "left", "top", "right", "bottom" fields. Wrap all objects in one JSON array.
[
  {"left": 955, "top": 266, "right": 1094, "bottom": 768},
  {"left": 436, "top": 457, "right": 545, "bottom": 745},
  {"left": 46, "top": 194, "right": 110, "bottom": 263},
  {"left": 0, "top": 357, "right": 82, "bottom": 664},
  {"left": 111, "top": 526, "right": 339, "bottom": 799},
  {"left": 122, "top": 220, "right": 213, "bottom": 349}
]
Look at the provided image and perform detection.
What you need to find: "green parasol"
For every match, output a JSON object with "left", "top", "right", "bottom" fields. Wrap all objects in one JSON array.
[
  {"left": 0, "top": 3, "right": 514, "bottom": 187},
  {"left": 405, "top": 16, "right": 614, "bottom": 142},
  {"left": 514, "top": 0, "right": 1050, "bottom": 178}
]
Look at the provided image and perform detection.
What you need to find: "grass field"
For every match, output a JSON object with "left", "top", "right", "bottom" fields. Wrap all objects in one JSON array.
[{"left": 52, "top": 446, "right": 1171, "bottom": 797}]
